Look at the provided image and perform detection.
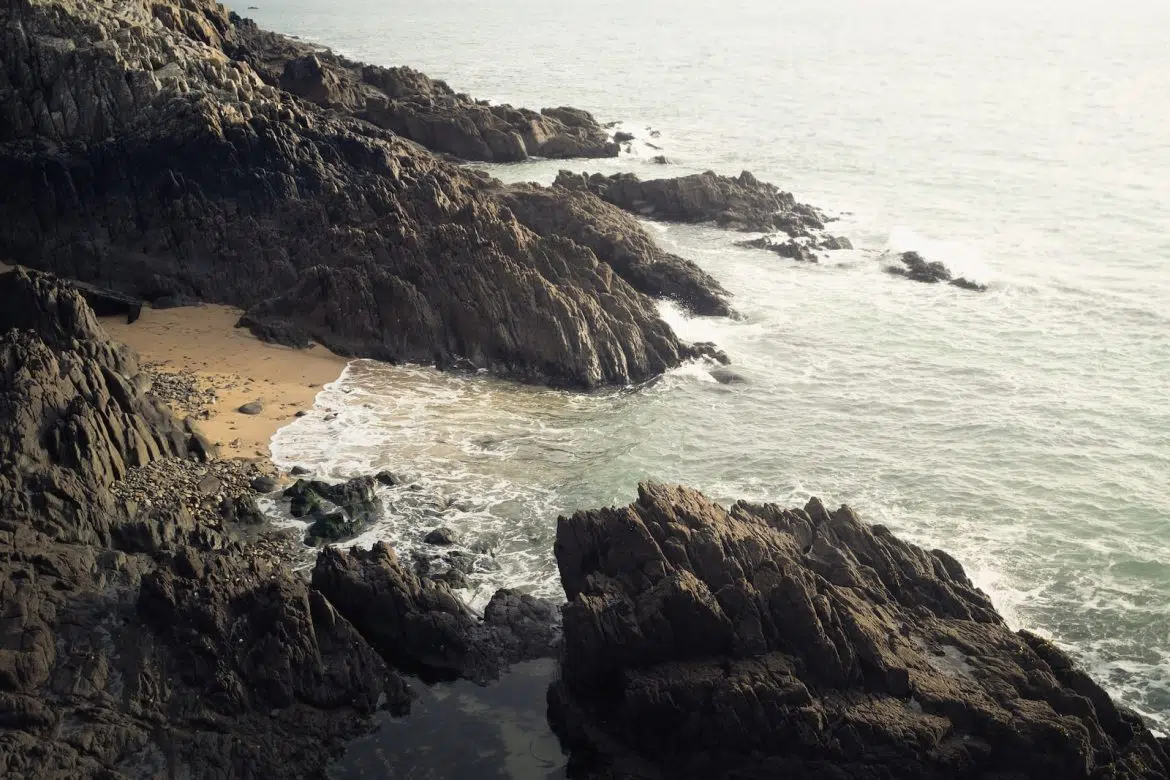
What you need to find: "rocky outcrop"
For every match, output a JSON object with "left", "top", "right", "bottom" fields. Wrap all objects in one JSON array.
[
  {"left": 886, "top": 251, "right": 988, "bottom": 292},
  {"left": 736, "top": 235, "right": 820, "bottom": 263},
  {"left": 312, "top": 543, "right": 560, "bottom": 683},
  {"left": 500, "top": 182, "right": 732, "bottom": 316},
  {"left": 549, "top": 483, "right": 1169, "bottom": 780},
  {"left": 230, "top": 23, "right": 618, "bottom": 162},
  {"left": 0, "top": 273, "right": 560, "bottom": 778},
  {"left": 554, "top": 169, "right": 830, "bottom": 235},
  {"left": 0, "top": 0, "right": 725, "bottom": 389}
]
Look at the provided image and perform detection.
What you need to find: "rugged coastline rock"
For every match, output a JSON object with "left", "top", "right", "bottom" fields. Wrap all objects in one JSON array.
[
  {"left": 549, "top": 483, "right": 1169, "bottom": 779},
  {"left": 0, "top": 0, "right": 725, "bottom": 389},
  {"left": 736, "top": 235, "right": 820, "bottom": 263},
  {"left": 554, "top": 169, "right": 830, "bottom": 235},
  {"left": 500, "top": 181, "right": 733, "bottom": 316},
  {"left": 887, "top": 251, "right": 988, "bottom": 292},
  {"left": 0, "top": 272, "right": 562, "bottom": 778}
]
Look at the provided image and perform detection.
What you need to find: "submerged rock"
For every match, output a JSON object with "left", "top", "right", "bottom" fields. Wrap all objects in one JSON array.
[
  {"left": 708, "top": 366, "right": 746, "bottom": 384},
  {"left": 549, "top": 483, "right": 1170, "bottom": 779},
  {"left": 555, "top": 169, "right": 829, "bottom": 235}
]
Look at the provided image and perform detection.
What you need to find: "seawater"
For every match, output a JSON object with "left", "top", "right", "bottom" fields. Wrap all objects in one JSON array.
[{"left": 256, "top": 0, "right": 1170, "bottom": 731}]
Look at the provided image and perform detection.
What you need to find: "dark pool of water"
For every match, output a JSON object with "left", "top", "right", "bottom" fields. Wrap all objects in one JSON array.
[{"left": 330, "top": 659, "right": 566, "bottom": 779}]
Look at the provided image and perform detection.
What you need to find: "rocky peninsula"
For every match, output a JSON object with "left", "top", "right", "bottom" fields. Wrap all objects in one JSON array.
[{"left": 2, "top": 1, "right": 1167, "bottom": 779}]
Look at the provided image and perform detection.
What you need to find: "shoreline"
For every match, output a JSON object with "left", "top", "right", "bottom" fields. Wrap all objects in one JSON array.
[{"left": 100, "top": 304, "right": 347, "bottom": 462}]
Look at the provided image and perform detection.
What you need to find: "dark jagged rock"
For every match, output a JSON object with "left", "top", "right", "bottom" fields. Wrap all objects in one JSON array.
[
  {"left": 818, "top": 235, "right": 854, "bottom": 250},
  {"left": 0, "top": 271, "right": 414, "bottom": 778},
  {"left": 887, "top": 251, "right": 988, "bottom": 292},
  {"left": 425, "top": 526, "right": 460, "bottom": 546},
  {"left": 312, "top": 543, "right": 561, "bottom": 683},
  {"left": 549, "top": 483, "right": 1170, "bottom": 780},
  {"left": 219, "top": 493, "right": 265, "bottom": 525},
  {"left": 233, "top": 29, "right": 619, "bottom": 162},
  {"left": 251, "top": 475, "right": 279, "bottom": 493},
  {"left": 737, "top": 235, "right": 820, "bottom": 263},
  {"left": 555, "top": 169, "right": 829, "bottom": 235},
  {"left": 68, "top": 279, "right": 145, "bottom": 323},
  {"left": 500, "top": 182, "right": 732, "bottom": 317},
  {"left": 1, "top": 0, "right": 723, "bottom": 390}
]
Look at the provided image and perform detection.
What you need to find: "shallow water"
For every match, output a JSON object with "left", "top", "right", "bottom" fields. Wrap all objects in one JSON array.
[{"left": 255, "top": 0, "right": 1170, "bottom": 732}]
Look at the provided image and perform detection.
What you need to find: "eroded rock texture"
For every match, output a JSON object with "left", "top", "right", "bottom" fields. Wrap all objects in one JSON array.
[
  {"left": 550, "top": 483, "right": 1170, "bottom": 780},
  {"left": 0, "top": 271, "right": 561, "bottom": 778},
  {"left": 0, "top": 0, "right": 726, "bottom": 388},
  {"left": 555, "top": 169, "right": 830, "bottom": 235}
]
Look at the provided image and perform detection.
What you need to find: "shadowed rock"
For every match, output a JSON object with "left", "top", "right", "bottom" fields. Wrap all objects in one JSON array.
[{"left": 549, "top": 483, "right": 1170, "bottom": 780}]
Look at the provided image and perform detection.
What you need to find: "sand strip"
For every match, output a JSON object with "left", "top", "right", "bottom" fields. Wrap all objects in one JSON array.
[{"left": 101, "top": 305, "right": 346, "bottom": 461}]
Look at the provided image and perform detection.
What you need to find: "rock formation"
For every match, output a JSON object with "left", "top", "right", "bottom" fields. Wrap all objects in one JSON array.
[
  {"left": 554, "top": 169, "right": 830, "bottom": 235},
  {"left": 499, "top": 181, "right": 732, "bottom": 316},
  {"left": 0, "top": 270, "right": 562, "bottom": 778},
  {"left": 0, "top": 0, "right": 728, "bottom": 389},
  {"left": 549, "top": 483, "right": 1170, "bottom": 779},
  {"left": 737, "top": 235, "right": 821, "bottom": 263},
  {"left": 886, "top": 251, "right": 988, "bottom": 292}
]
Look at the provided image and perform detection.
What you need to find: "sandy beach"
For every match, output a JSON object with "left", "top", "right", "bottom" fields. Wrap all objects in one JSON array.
[{"left": 101, "top": 305, "right": 346, "bottom": 461}]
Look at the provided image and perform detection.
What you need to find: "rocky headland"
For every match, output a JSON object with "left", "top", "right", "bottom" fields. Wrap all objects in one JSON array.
[{"left": 0, "top": 0, "right": 730, "bottom": 389}]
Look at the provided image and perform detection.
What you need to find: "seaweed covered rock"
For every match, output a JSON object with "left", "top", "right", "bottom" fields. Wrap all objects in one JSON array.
[
  {"left": 554, "top": 169, "right": 829, "bottom": 235},
  {"left": 549, "top": 483, "right": 1170, "bottom": 780}
]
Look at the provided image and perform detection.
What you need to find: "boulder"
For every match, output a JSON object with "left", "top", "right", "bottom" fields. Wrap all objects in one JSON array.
[
  {"left": 708, "top": 366, "right": 746, "bottom": 384},
  {"left": 554, "top": 169, "right": 829, "bottom": 235},
  {"left": 424, "top": 526, "right": 460, "bottom": 546},
  {"left": 549, "top": 483, "right": 1170, "bottom": 779},
  {"left": 237, "top": 400, "right": 264, "bottom": 415}
]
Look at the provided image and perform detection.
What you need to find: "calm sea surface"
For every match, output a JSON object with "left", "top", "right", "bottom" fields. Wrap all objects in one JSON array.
[{"left": 253, "top": 0, "right": 1170, "bottom": 734}]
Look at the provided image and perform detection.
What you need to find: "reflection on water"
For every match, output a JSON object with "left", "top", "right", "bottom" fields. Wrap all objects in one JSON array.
[{"left": 330, "top": 660, "right": 565, "bottom": 780}]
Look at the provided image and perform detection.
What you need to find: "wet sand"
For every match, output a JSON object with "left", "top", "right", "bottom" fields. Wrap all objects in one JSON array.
[{"left": 101, "top": 305, "right": 346, "bottom": 461}]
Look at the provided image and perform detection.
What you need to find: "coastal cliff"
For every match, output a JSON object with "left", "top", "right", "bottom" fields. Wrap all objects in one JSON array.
[{"left": 0, "top": 0, "right": 728, "bottom": 388}]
